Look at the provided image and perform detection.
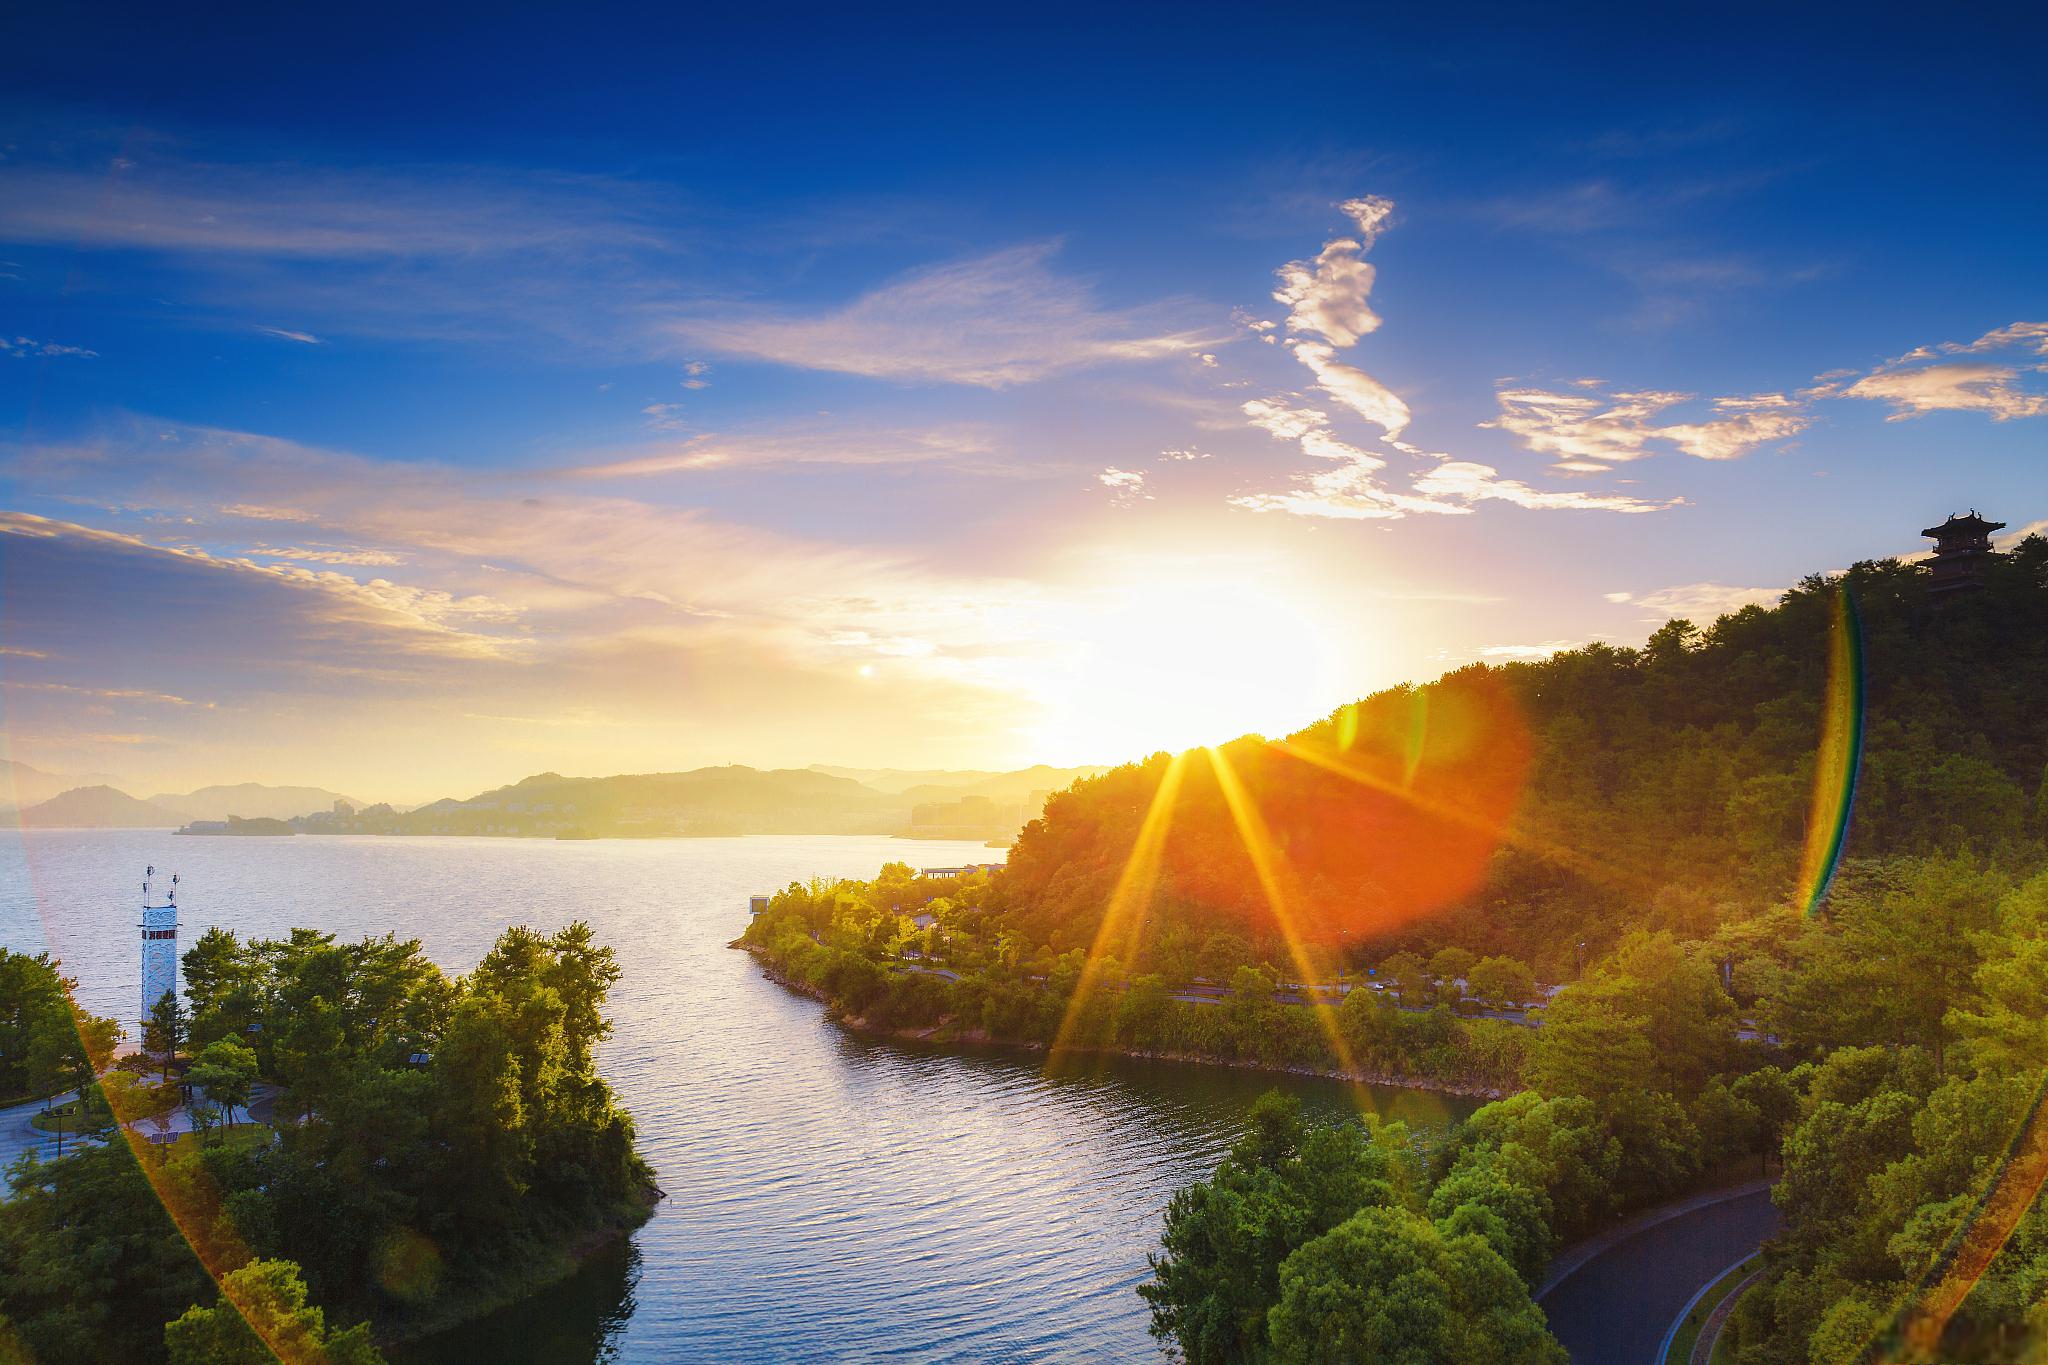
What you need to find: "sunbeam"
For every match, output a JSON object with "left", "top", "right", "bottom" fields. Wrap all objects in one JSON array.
[
  {"left": 1203, "top": 745, "right": 1367, "bottom": 1097},
  {"left": 1045, "top": 751, "right": 1190, "bottom": 1069}
]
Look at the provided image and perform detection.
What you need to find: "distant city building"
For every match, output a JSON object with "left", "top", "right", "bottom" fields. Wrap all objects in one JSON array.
[
  {"left": 139, "top": 866, "right": 179, "bottom": 1033},
  {"left": 1922, "top": 510, "right": 2005, "bottom": 598}
]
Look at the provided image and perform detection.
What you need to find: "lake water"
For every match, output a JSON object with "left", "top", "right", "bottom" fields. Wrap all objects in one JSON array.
[{"left": 0, "top": 830, "right": 1478, "bottom": 1362}]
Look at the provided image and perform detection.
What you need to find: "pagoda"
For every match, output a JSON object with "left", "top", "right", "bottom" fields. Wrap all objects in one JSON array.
[{"left": 1921, "top": 510, "right": 2005, "bottom": 598}]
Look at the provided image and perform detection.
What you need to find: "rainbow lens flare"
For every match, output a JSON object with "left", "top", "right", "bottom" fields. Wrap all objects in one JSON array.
[{"left": 1795, "top": 583, "right": 1865, "bottom": 918}]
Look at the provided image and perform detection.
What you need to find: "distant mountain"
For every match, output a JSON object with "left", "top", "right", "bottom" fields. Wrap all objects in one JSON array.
[
  {"left": 0, "top": 760, "right": 132, "bottom": 810},
  {"left": 305, "top": 766, "right": 904, "bottom": 838},
  {"left": 14, "top": 785, "right": 185, "bottom": 828},
  {"left": 811, "top": 764, "right": 1109, "bottom": 801},
  {"left": 152, "top": 782, "right": 361, "bottom": 822},
  {"left": 293, "top": 762, "right": 1105, "bottom": 841},
  {"left": 894, "top": 764, "right": 1110, "bottom": 806},
  {"left": 810, "top": 765, "right": 1014, "bottom": 794}
]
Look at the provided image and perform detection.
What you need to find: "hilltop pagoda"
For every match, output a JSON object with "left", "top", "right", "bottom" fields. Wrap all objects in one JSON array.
[{"left": 1921, "top": 510, "right": 2005, "bottom": 598}]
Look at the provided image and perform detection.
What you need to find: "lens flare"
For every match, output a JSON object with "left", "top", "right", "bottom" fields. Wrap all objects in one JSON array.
[
  {"left": 1864, "top": 1071, "right": 2048, "bottom": 1363},
  {"left": 15, "top": 860, "right": 342, "bottom": 1365},
  {"left": 1203, "top": 745, "right": 1366, "bottom": 1092},
  {"left": 1796, "top": 583, "right": 1865, "bottom": 918},
  {"left": 1046, "top": 751, "right": 1189, "bottom": 1068}
]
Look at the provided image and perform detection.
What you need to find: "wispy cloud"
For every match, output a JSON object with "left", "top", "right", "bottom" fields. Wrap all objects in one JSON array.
[
  {"left": 1806, "top": 321, "right": 2048, "bottom": 421},
  {"left": 672, "top": 242, "right": 1217, "bottom": 387},
  {"left": 1228, "top": 199, "right": 1678, "bottom": 520},
  {"left": 1, "top": 335, "right": 97, "bottom": 359},
  {"left": 3, "top": 680, "right": 215, "bottom": 709},
  {"left": 1480, "top": 640, "right": 1586, "bottom": 660},
  {"left": 1096, "top": 467, "right": 1151, "bottom": 506},
  {"left": 567, "top": 422, "right": 1005, "bottom": 478},
  {"left": 248, "top": 544, "right": 407, "bottom": 567},
  {"left": 1411, "top": 460, "right": 1672, "bottom": 513},
  {"left": 0, "top": 140, "right": 687, "bottom": 350},
  {"left": 1485, "top": 385, "right": 1809, "bottom": 471},
  {"left": 0, "top": 152, "right": 669, "bottom": 259},
  {"left": 219, "top": 503, "right": 316, "bottom": 522},
  {"left": 0, "top": 512, "right": 525, "bottom": 661},
  {"left": 1610, "top": 582, "right": 1784, "bottom": 620}
]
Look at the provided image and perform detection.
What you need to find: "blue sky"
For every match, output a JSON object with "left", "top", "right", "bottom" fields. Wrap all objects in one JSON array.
[{"left": 1, "top": 3, "right": 2043, "bottom": 800}]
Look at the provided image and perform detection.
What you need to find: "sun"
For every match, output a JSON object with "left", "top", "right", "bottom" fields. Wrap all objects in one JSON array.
[{"left": 1025, "top": 563, "right": 1348, "bottom": 764}]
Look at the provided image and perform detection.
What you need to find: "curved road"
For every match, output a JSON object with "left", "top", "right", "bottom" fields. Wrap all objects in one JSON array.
[{"left": 1538, "top": 1184, "right": 1780, "bottom": 1364}]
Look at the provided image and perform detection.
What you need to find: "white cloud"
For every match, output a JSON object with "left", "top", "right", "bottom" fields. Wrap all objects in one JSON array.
[
  {"left": 256, "top": 326, "right": 322, "bottom": 344},
  {"left": 1840, "top": 362, "right": 2048, "bottom": 421},
  {"left": 1485, "top": 385, "right": 1809, "bottom": 468},
  {"left": 1159, "top": 447, "right": 1211, "bottom": 461},
  {"left": 1411, "top": 460, "right": 1672, "bottom": 514},
  {"left": 568, "top": 423, "right": 1002, "bottom": 477},
  {"left": 1097, "top": 467, "right": 1151, "bottom": 505},
  {"left": 1626, "top": 582, "right": 1784, "bottom": 620},
  {"left": 1816, "top": 321, "right": 2048, "bottom": 421},
  {"left": 1480, "top": 640, "right": 1585, "bottom": 660},
  {"left": 1274, "top": 234, "right": 1383, "bottom": 347},
  {"left": 1230, "top": 461, "right": 1465, "bottom": 521},
  {"left": 1290, "top": 340, "right": 1411, "bottom": 437},
  {"left": 1, "top": 335, "right": 97, "bottom": 359},
  {"left": 1997, "top": 519, "right": 2048, "bottom": 548},
  {"left": 672, "top": 243, "right": 1216, "bottom": 387},
  {"left": 248, "top": 545, "right": 407, "bottom": 567},
  {"left": 1232, "top": 200, "right": 1676, "bottom": 522},
  {"left": 219, "top": 502, "right": 315, "bottom": 522}
]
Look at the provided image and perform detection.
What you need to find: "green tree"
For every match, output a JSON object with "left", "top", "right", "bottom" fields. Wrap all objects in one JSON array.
[
  {"left": 163, "top": 1258, "right": 383, "bottom": 1365},
  {"left": 187, "top": 1038, "right": 259, "bottom": 1127},
  {"left": 143, "top": 992, "right": 186, "bottom": 1085},
  {"left": 1381, "top": 951, "right": 1429, "bottom": 1001},
  {"left": 1267, "top": 1204, "right": 1566, "bottom": 1364},
  {"left": 1468, "top": 956, "right": 1536, "bottom": 1006},
  {"left": 1140, "top": 1093, "right": 1408, "bottom": 1363},
  {"left": 1429, "top": 946, "right": 1478, "bottom": 985}
]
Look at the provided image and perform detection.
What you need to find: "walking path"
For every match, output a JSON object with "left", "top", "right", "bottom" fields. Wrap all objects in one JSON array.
[
  {"left": 1538, "top": 1180, "right": 1779, "bottom": 1364},
  {"left": 1690, "top": 1265, "right": 1765, "bottom": 1365},
  {"left": 1, "top": 1080, "right": 283, "bottom": 1190}
]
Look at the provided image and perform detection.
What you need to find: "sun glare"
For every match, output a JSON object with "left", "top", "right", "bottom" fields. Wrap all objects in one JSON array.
[{"left": 1027, "top": 566, "right": 1346, "bottom": 762}]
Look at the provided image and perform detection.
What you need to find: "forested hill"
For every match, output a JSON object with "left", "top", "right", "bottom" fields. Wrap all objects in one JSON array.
[{"left": 994, "top": 537, "right": 2048, "bottom": 977}]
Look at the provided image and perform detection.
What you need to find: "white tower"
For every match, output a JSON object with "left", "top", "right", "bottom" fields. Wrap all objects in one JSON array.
[{"left": 139, "top": 866, "right": 179, "bottom": 1034}]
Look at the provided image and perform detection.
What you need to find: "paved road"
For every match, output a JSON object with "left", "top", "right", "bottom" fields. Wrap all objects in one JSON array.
[
  {"left": 0, "top": 1091, "right": 92, "bottom": 1180},
  {"left": 894, "top": 961, "right": 1545, "bottom": 1025},
  {"left": 1539, "top": 1185, "right": 1780, "bottom": 1364}
]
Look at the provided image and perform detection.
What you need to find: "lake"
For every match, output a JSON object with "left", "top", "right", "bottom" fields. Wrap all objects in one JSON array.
[{"left": 0, "top": 830, "right": 1479, "bottom": 1362}]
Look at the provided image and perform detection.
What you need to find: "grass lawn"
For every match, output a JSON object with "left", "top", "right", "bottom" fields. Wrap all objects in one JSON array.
[
  {"left": 29, "top": 1099, "right": 113, "bottom": 1135},
  {"left": 1664, "top": 1254, "right": 1760, "bottom": 1365},
  {"left": 170, "top": 1121, "right": 276, "bottom": 1153}
]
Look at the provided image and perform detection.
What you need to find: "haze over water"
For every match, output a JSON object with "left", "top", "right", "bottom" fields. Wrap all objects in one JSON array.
[{"left": 0, "top": 831, "right": 1474, "bottom": 1362}]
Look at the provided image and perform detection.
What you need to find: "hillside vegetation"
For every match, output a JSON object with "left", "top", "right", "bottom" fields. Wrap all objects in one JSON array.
[{"left": 747, "top": 538, "right": 2048, "bottom": 1363}]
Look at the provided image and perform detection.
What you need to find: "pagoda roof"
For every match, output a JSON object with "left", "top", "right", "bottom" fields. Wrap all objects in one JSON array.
[{"left": 1922, "top": 510, "right": 2005, "bottom": 538}]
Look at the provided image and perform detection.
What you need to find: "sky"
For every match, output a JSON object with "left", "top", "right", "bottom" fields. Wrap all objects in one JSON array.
[{"left": 0, "top": 3, "right": 2043, "bottom": 804}]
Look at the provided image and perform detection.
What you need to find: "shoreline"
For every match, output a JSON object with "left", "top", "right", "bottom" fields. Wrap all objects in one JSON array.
[
  {"left": 376, "top": 1180, "right": 662, "bottom": 1351},
  {"left": 739, "top": 945, "right": 1507, "bottom": 1102}
]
